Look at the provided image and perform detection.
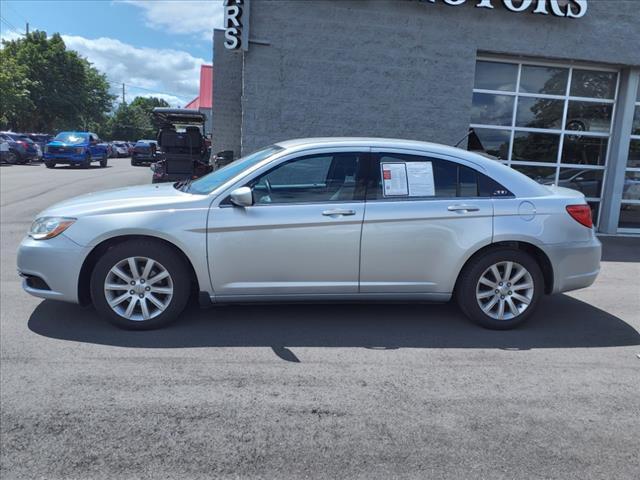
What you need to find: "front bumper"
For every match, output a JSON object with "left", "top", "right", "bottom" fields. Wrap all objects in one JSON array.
[
  {"left": 545, "top": 235, "right": 602, "bottom": 294},
  {"left": 44, "top": 152, "right": 85, "bottom": 164},
  {"left": 17, "top": 234, "right": 90, "bottom": 303}
]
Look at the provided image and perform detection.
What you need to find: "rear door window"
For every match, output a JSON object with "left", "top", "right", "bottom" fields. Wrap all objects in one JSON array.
[{"left": 368, "top": 153, "right": 511, "bottom": 200}]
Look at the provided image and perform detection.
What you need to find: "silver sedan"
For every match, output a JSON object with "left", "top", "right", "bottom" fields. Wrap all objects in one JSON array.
[{"left": 17, "top": 138, "right": 601, "bottom": 330}]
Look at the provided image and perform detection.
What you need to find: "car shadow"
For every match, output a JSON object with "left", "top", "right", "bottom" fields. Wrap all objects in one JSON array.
[
  {"left": 50, "top": 165, "right": 113, "bottom": 170},
  {"left": 28, "top": 294, "right": 640, "bottom": 351}
]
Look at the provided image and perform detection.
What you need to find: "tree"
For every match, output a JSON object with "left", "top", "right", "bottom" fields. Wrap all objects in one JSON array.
[
  {"left": 0, "top": 53, "right": 34, "bottom": 128},
  {"left": 0, "top": 31, "right": 114, "bottom": 132},
  {"left": 103, "top": 96, "right": 170, "bottom": 141}
]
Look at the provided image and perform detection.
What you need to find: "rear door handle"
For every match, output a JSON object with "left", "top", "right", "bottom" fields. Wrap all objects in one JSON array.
[
  {"left": 322, "top": 209, "right": 356, "bottom": 217},
  {"left": 448, "top": 204, "right": 480, "bottom": 212}
]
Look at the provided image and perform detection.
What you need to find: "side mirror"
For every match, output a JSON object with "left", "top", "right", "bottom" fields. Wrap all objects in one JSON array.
[{"left": 229, "top": 186, "right": 253, "bottom": 207}]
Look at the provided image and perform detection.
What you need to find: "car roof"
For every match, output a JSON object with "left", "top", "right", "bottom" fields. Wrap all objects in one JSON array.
[{"left": 273, "top": 137, "right": 550, "bottom": 197}]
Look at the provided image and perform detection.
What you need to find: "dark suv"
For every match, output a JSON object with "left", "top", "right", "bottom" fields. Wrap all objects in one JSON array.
[
  {"left": 131, "top": 140, "right": 158, "bottom": 166},
  {"left": 1, "top": 133, "right": 39, "bottom": 163}
]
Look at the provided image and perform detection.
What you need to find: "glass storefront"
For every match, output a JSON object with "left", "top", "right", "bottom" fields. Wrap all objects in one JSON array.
[
  {"left": 618, "top": 84, "right": 640, "bottom": 232},
  {"left": 468, "top": 58, "right": 620, "bottom": 229}
]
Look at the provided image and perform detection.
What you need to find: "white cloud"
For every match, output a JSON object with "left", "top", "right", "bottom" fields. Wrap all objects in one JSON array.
[
  {"left": 120, "top": 0, "right": 224, "bottom": 40},
  {"left": 61, "top": 34, "right": 206, "bottom": 105},
  {"left": 0, "top": 29, "right": 22, "bottom": 45}
]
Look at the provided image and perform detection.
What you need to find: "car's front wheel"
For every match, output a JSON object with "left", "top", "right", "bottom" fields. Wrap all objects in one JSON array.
[
  {"left": 45, "top": 161, "right": 56, "bottom": 168},
  {"left": 100, "top": 156, "right": 108, "bottom": 168},
  {"left": 456, "top": 249, "right": 543, "bottom": 330},
  {"left": 90, "top": 240, "right": 191, "bottom": 329}
]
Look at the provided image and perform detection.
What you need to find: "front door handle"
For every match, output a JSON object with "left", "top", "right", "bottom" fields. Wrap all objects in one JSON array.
[
  {"left": 448, "top": 204, "right": 480, "bottom": 212},
  {"left": 322, "top": 209, "right": 356, "bottom": 217}
]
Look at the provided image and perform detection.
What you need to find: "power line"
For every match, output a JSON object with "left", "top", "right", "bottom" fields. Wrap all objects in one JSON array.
[
  {"left": 106, "top": 79, "right": 193, "bottom": 101},
  {"left": 0, "top": 15, "right": 24, "bottom": 35},
  {"left": 3, "top": 1, "right": 29, "bottom": 26}
]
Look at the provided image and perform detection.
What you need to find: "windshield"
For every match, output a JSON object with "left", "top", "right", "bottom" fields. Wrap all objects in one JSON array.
[
  {"left": 187, "top": 145, "right": 283, "bottom": 195},
  {"left": 54, "top": 132, "right": 87, "bottom": 145}
]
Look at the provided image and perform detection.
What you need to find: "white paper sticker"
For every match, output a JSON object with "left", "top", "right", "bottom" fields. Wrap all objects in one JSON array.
[
  {"left": 381, "top": 163, "right": 408, "bottom": 196},
  {"left": 406, "top": 161, "right": 435, "bottom": 197}
]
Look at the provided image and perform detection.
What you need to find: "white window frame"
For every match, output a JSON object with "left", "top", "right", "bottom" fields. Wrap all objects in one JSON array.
[
  {"left": 470, "top": 56, "right": 621, "bottom": 227},
  {"left": 618, "top": 87, "right": 640, "bottom": 233}
]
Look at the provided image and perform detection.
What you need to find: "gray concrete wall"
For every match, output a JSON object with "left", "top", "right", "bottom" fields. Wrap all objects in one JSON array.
[
  {"left": 212, "top": 29, "right": 243, "bottom": 156},
  {"left": 236, "top": 0, "right": 640, "bottom": 153}
]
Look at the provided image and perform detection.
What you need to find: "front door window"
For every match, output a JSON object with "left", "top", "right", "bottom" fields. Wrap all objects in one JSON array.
[{"left": 250, "top": 152, "right": 365, "bottom": 204}]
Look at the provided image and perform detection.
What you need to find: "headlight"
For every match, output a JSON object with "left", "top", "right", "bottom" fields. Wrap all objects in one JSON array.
[
  {"left": 29, "top": 217, "right": 76, "bottom": 240},
  {"left": 75, "top": 147, "right": 85, "bottom": 154}
]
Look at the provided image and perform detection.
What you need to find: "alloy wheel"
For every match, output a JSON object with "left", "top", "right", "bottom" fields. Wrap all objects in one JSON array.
[
  {"left": 475, "top": 261, "right": 534, "bottom": 321},
  {"left": 104, "top": 256, "right": 174, "bottom": 321}
]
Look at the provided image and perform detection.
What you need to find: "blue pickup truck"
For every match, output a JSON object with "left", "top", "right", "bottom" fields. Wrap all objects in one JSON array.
[{"left": 44, "top": 132, "right": 108, "bottom": 169}]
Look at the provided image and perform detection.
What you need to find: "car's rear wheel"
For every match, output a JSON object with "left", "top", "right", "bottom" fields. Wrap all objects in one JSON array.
[
  {"left": 7, "top": 151, "right": 18, "bottom": 164},
  {"left": 45, "top": 161, "right": 56, "bottom": 168},
  {"left": 90, "top": 241, "right": 191, "bottom": 330},
  {"left": 456, "top": 249, "right": 543, "bottom": 330}
]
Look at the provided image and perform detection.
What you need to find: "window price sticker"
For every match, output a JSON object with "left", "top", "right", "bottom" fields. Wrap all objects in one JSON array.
[
  {"left": 381, "top": 161, "right": 435, "bottom": 197},
  {"left": 381, "top": 163, "right": 408, "bottom": 196}
]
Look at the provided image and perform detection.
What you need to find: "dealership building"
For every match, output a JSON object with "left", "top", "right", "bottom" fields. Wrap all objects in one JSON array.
[{"left": 212, "top": 0, "right": 640, "bottom": 234}]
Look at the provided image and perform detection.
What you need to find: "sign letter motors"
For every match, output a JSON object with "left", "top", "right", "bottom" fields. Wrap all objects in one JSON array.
[
  {"left": 224, "top": 0, "right": 250, "bottom": 50},
  {"left": 420, "top": 0, "right": 588, "bottom": 18}
]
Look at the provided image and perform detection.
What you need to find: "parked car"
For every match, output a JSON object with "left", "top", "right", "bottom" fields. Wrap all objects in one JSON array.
[
  {"left": 17, "top": 138, "right": 601, "bottom": 331},
  {"left": 112, "top": 142, "right": 130, "bottom": 158},
  {"left": 0, "top": 135, "right": 10, "bottom": 164},
  {"left": 44, "top": 132, "right": 108, "bottom": 168},
  {"left": 131, "top": 140, "right": 158, "bottom": 166},
  {"left": 1, "top": 132, "right": 38, "bottom": 163},
  {"left": 150, "top": 108, "right": 212, "bottom": 183},
  {"left": 26, "top": 133, "right": 52, "bottom": 157}
]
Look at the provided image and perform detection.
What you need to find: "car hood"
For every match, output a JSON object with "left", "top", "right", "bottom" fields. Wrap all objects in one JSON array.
[
  {"left": 40, "top": 182, "right": 204, "bottom": 218},
  {"left": 47, "top": 140, "right": 88, "bottom": 148}
]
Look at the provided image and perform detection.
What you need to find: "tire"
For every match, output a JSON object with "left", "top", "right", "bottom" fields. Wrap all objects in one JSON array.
[
  {"left": 82, "top": 154, "right": 91, "bottom": 168},
  {"left": 131, "top": 159, "right": 138, "bottom": 167},
  {"left": 45, "top": 161, "right": 56, "bottom": 169},
  {"left": 90, "top": 240, "right": 191, "bottom": 330},
  {"left": 100, "top": 156, "right": 108, "bottom": 168},
  {"left": 7, "top": 151, "right": 18, "bottom": 164},
  {"left": 456, "top": 248, "right": 543, "bottom": 330}
]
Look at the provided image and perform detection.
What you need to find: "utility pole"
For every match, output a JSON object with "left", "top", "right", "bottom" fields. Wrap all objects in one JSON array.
[
  {"left": 25, "top": 22, "right": 29, "bottom": 35},
  {"left": 122, "top": 83, "right": 125, "bottom": 104}
]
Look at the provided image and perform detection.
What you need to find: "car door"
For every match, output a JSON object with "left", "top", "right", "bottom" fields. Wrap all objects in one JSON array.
[
  {"left": 88, "top": 134, "right": 100, "bottom": 157},
  {"left": 359, "top": 150, "right": 494, "bottom": 295},
  {"left": 208, "top": 150, "right": 368, "bottom": 297}
]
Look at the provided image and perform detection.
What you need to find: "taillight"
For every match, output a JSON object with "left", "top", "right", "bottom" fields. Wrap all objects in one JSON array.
[
  {"left": 18, "top": 141, "right": 29, "bottom": 149},
  {"left": 566, "top": 204, "right": 593, "bottom": 228}
]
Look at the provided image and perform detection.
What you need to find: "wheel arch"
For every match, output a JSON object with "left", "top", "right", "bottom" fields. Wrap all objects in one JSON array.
[
  {"left": 77, "top": 234, "right": 200, "bottom": 305},
  {"left": 454, "top": 241, "right": 554, "bottom": 295}
]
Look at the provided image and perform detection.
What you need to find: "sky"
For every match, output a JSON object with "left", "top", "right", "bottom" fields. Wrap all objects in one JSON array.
[{"left": 0, "top": 0, "right": 224, "bottom": 107}]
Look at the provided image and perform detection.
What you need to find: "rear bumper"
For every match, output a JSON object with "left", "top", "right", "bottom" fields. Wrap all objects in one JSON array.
[
  {"left": 132, "top": 155, "right": 154, "bottom": 163},
  {"left": 545, "top": 235, "right": 602, "bottom": 294}
]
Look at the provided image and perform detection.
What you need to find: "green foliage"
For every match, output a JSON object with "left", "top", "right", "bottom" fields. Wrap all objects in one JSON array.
[{"left": 0, "top": 31, "right": 114, "bottom": 132}]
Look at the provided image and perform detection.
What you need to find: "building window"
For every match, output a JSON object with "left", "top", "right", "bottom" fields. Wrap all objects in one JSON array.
[
  {"left": 468, "top": 58, "right": 620, "bottom": 228},
  {"left": 618, "top": 84, "right": 640, "bottom": 231}
]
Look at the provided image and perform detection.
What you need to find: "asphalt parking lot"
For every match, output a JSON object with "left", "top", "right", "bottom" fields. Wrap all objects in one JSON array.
[{"left": 1, "top": 158, "right": 639, "bottom": 479}]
